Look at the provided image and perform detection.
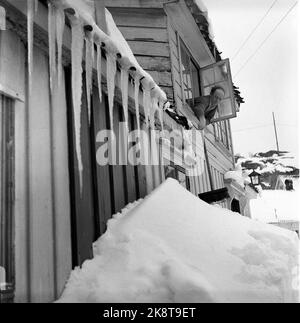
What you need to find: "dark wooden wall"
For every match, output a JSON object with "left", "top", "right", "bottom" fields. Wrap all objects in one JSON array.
[
  {"left": 66, "top": 71, "right": 147, "bottom": 267},
  {"left": 0, "top": 95, "right": 15, "bottom": 303}
]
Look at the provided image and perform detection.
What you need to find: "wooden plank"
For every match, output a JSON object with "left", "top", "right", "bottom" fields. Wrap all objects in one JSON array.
[
  {"left": 118, "top": 26, "right": 168, "bottom": 43},
  {"left": 174, "top": 80, "right": 183, "bottom": 101},
  {"left": 160, "top": 85, "right": 174, "bottom": 101},
  {"left": 109, "top": 8, "right": 167, "bottom": 28},
  {"left": 51, "top": 69, "right": 72, "bottom": 298},
  {"left": 28, "top": 49, "right": 55, "bottom": 302},
  {"left": 0, "top": 30, "right": 25, "bottom": 101},
  {"left": 125, "top": 113, "right": 138, "bottom": 204},
  {"left": 135, "top": 56, "right": 171, "bottom": 72},
  {"left": 145, "top": 70, "right": 172, "bottom": 87},
  {"left": 111, "top": 103, "right": 126, "bottom": 213},
  {"left": 171, "top": 53, "right": 180, "bottom": 75},
  {"left": 132, "top": 116, "right": 147, "bottom": 199},
  {"left": 126, "top": 40, "right": 170, "bottom": 57},
  {"left": 93, "top": 90, "right": 113, "bottom": 235},
  {"left": 168, "top": 21, "right": 178, "bottom": 45},
  {"left": 142, "top": 124, "right": 154, "bottom": 194},
  {"left": 65, "top": 70, "right": 95, "bottom": 267},
  {"left": 104, "top": 0, "right": 176, "bottom": 8}
]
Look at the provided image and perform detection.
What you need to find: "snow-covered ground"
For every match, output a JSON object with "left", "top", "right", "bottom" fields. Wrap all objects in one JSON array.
[
  {"left": 250, "top": 186, "right": 299, "bottom": 223},
  {"left": 58, "top": 179, "right": 299, "bottom": 303}
]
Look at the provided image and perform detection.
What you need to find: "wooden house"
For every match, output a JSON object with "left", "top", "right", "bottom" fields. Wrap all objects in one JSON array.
[
  {"left": 104, "top": 0, "right": 244, "bottom": 201},
  {"left": 0, "top": 0, "right": 244, "bottom": 302}
]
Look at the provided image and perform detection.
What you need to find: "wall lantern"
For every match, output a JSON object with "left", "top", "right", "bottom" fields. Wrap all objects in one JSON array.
[{"left": 249, "top": 170, "right": 261, "bottom": 186}]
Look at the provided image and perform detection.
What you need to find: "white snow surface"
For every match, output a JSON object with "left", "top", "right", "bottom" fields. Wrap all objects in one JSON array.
[
  {"left": 251, "top": 188, "right": 300, "bottom": 223},
  {"left": 193, "top": 0, "right": 215, "bottom": 39},
  {"left": 58, "top": 179, "right": 299, "bottom": 303},
  {"left": 224, "top": 166, "right": 250, "bottom": 187},
  {"left": 237, "top": 152, "right": 299, "bottom": 174}
]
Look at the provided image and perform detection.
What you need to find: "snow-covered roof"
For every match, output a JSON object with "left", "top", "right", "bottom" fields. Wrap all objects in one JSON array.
[
  {"left": 224, "top": 167, "right": 251, "bottom": 188},
  {"left": 185, "top": 0, "right": 244, "bottom": 105},
  {"left": 237, "top": 152, "right": 299, "bottom": 175},
  {"left": 59, "top": 0, "right": 167, "bottom": 101},
  {"left": 58, "top": 179, "right": 298, "bottom": 303},
  {"left": 192, "top": 0, "right": 215, "bottom": 39}
]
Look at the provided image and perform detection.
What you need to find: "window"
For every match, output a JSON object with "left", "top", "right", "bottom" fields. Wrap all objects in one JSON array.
[
  {"left": 213, "top": 120, "right": 230, "bottom": 149},
  {"left": 179, "top": 39, "right": 201, "bottom": 106},
  {"left": 0, "top": 94, "right": 15, "bottom": 302},
  {"left": 164, "top": 162, "right": 190, "bottom": 191},
  {"left": 200, "top": 59, "right": 236, "bottom": 123},
  {"left": 178, "top": 38, "right": 237, "bottom": 125}
]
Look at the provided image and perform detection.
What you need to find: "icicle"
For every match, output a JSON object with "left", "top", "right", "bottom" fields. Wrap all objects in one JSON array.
[
  {"left": 56, "top": 7, "right": 65, "bottom": 86},
  {"left": 120, "top": 68, "right": 129, "bottom": 133},
  {"left": 85, "top": 31, "right": 94, "bottom": 124},
  {"left": 106, "top": 52, "right": 117, "bottom": 132},
  {"left": 158, "top": 99, "right": 165, "bottom": 132},
  {"left": 150, "top": 95, "right": 158, "bottom": 130},
  {"left": 142, "top": 79, "right": 151, "bottom": 128},
  {"left": 27, "top": 0, "right": 35, "bottom": 93},
  {"left": 96, "top": 44, "right": 102, "bottom": 103},
  {"left": 48, "top": 2, "right": 56, "bottom": 93},
  {"left": 71, "top": 18, "right": 84, "bottom": 194},
  {"left": 134, "top": 74, "right": 141, "bottom": 136}
]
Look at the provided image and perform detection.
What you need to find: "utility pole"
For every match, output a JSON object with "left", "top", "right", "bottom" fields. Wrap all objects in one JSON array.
[{"left": 272, "top": 112, "right": 280, "bottom": 152}]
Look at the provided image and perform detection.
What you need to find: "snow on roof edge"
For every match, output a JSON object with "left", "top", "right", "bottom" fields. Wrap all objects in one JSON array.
[{"left": 58, "top": 0, "right": 168, "bottom": 103}]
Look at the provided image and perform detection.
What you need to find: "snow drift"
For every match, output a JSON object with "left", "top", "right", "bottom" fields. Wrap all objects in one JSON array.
[
  {"left": 251, "top": 189, "right": 300, "bottom": 223},
  {"left": 58, "top": 179, "right": 299, "bottom": 303}
]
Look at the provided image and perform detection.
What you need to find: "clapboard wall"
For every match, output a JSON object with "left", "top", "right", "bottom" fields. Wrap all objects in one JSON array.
[{"left": 106, "top": 6, "right": 174, "bottom": 103}]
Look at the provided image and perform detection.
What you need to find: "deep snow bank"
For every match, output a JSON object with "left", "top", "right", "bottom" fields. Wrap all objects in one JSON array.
[
  {"left": 250, "top": 189, "right": 300, "bottom": 223},
  {"left": 58, "top": 179, "right": 299, "bottom": 303}
]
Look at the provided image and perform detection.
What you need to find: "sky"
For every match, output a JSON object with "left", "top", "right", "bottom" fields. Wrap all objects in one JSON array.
[{"left": 203, "top": 0, "right": 299, "bottom": 163}]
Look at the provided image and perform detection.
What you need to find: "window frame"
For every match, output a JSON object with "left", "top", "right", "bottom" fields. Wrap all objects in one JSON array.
[
  {"left": 199, "top": 58, "right": 237, "bottom": 123},
  {"left": 177, "top": 35, "right": 202, "bottom": 107},
  {"left": 213, "top": 120, "right": 230, "bottom": 149},
  {"left": 0, "top": 94, "right": 15, "bottom": 301}
]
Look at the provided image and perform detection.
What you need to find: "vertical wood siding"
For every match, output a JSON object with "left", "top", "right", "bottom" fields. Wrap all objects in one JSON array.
[{"left": 1, "top": 31, "right": 72, "bottom": 303}]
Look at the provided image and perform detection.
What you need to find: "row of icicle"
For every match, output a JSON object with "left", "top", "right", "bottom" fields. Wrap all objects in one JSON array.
[{"left": 27, "top": 0, "right": 168, "bottom": 192}]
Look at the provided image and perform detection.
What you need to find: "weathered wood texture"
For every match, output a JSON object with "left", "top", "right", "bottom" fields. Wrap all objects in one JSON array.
[
  {"left": 67, "top": 80, "right": 150, "bottom": 266},
  {"left": 104, "top": 0, "right": 178, "bottom": 9},
  {"left": 0, "top": 30, "right": 72, "bottom": 303},
  {"left": 107, "top": 7, "right": 174, "bottom": 101}
]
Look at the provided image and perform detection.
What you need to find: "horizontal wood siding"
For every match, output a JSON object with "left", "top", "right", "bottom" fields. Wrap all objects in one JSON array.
[
  {"left": 108, "top": 8, "right": 167, "bottom": 28},
  {"left": 167, "top": 19, "right": 182, "bottom": 107},
  {"left": 135, "top": 56, "right": 171, "bottom": 72},
  {"left": 118, "top": 26, "right": 168, "bottom": 42},
  {"left": 107, "top": 7, "right": 173, "bottom": 101},
  {"left": 126, "top": 40, "right": 170, "bottom": 57}
]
